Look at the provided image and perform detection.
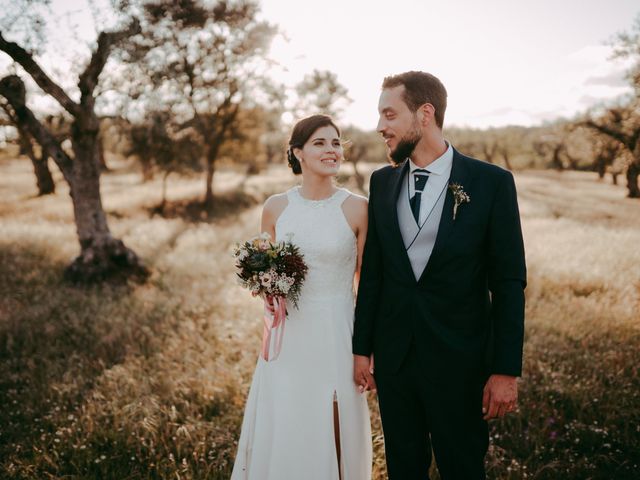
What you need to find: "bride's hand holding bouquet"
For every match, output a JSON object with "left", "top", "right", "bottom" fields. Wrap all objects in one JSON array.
[{"left": 233, "top": 232, "right": 308, "bottom": 361}]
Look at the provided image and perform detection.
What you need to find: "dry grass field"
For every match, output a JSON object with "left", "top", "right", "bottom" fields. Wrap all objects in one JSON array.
[{"left": 1, "top": 154, "right": 639, "bottom": 479}]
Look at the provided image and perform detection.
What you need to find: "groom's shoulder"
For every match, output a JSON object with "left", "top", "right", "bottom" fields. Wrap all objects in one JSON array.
[{"left": 370, "top": 163, "right": 397, "bottom": 180}]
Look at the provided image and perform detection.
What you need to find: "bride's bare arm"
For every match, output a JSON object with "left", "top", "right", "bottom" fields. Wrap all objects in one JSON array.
[
  {"left": 260, "top": 193, "right": 289, "bottom": 242},
  {"left": 259, "top": 193, "right": 289, "bottom": 312},
  {"left": 341, "top": 194, "right": 369, "bottom": 292}
]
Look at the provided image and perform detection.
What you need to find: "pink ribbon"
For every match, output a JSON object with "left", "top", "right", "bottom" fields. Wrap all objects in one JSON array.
[{"left": 261, "top": 296, "right": 287, "bottom": 361}]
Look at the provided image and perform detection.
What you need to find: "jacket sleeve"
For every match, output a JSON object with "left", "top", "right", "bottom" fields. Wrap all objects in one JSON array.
[
  {"left": 352, "top": 170, "right": 384, "bottom": 356},
  {"left": 487, "top": 170, "right": 527, "bottom": 376}
]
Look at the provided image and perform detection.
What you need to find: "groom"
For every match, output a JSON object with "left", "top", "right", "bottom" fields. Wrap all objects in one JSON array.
[{"left": 353, "top": 71, "right": 526, "bottom": 479}]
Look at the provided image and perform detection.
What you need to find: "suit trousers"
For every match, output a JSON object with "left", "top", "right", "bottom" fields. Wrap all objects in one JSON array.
[{"left": 374, "top": 342, "right": 489, "bottom": 480}]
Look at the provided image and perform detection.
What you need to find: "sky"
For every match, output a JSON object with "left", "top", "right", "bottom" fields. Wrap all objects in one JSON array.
[
  {"left": 1, "top": 0, "right": 638, "bottom": 131},
  {"left": 259, "top": 0, "right": 639, "bottom": 129}
]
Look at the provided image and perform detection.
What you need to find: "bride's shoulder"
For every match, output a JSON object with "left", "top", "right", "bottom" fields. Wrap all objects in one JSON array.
[
  {"left": 340, "top": 190, "right": 368, "bottom": 233},
  {"left": 262, "top": 191, "right": 290, "bottom": 218},
  {"left": 341, "top": 190, "right": 368, "bottom": 216},
  {"left": 264, "top": 191, "right": 289, "bottom": 205},
  {"left": 342, "top": 189, "right": 368, "bottom": 207}
]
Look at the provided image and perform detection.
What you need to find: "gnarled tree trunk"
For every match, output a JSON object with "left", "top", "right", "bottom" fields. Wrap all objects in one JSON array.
[
  {"left": 201, "top": 106, "right": 240, "bottom": 210},
  {"left": 612, "top": 172, "right": 619, "bottom": 185},
  {"left": 3, "top": 102, "right": 55, "bottom": 195},
  {"left": 626, "top": 161, "right": 640, "bottom": 198},
  {"left": 594, "top": 156, "right": 607, "bottom": 179},
  {"left": 352, "top": 159, "right": 365, "bottom": 192},
  {"left": 0, "top": 21, "right": 147, "bottom": 282},
  {"left": 21, "top": 134, "right": 55, "bottom": 195},
  {"left": 583, "top": 118, "right": 640, "bottom": 199},
  {"left": 204, "top": 141, "right": 220, "bottom": 210},
  {"left": 67, "top": 111, "right": 146, "bottom": 280},
  {"left": 30, "top": 151, "right": 55, "bottom": 195},
  {"left": 500, "top": 149, "right": 513, "bottom": 171},
  {"left": 551, "top": 145, "right": 564, "bottom": 170}
]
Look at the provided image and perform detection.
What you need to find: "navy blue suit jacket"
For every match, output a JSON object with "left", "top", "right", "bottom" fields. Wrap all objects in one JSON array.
[{"left": 353, "top": 149, "right": 526, "bottom": 382}]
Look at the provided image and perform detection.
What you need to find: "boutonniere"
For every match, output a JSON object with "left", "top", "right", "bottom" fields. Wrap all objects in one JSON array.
[{"left": 448, "top": 183, "right": 470, "bottom": 220}]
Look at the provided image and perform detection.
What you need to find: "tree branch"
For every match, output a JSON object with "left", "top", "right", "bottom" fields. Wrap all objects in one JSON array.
[
  {"left": 182, "top": 54, "right": 207, "bottom": 134},
  {"left": 1, "top": 101, "right": 33, "bottom": 157},
  {"left": 0, "top": 75, "right": 74, "bottom": 182},
  {"left": 630, "top": 128, "right": 640, "bottom": 153},
  {"left": 213, "top": 90, "right": 241, "bottom": 146},
  {"left": 0, "top": 31, "right": 80, "bottom": 116},
  {"left": 78, "top": 19, "right": 141, "bottom": 110},
  {"left": 583, "top": 120, "right": 631, "bottom": 150}
]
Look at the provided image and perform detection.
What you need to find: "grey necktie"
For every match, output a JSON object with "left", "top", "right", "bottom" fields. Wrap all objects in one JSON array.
[{"left": 410, "top": 169, "right": 429, "bottom": 225}]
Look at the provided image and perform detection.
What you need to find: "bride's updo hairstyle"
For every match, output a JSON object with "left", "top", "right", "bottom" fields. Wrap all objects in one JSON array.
[{"left": 287, "top": 114, "right": 340, "bottom": 175}]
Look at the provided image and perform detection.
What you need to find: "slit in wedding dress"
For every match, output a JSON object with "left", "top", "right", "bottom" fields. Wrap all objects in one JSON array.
[{"left": 333, "top": 390, "right": 343, "bottom": 480}]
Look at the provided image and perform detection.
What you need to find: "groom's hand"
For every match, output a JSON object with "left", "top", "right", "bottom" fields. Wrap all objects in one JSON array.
[
  {"left": 482, "top": 374, "right": 518, "bottom": 420},
  {"left": 353, "top": 354, "right": 376, "bottom": 393}
]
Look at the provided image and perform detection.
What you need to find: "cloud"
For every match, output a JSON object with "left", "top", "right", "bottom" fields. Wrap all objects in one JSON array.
[
  {"left": 578, "top": 94, "right": 604, "bottom": 106},
  {"left": 566, "top": 45, "right": 612, "bottom": 66},
  {"left": 584, "top": 71, "right": 629, "bottom": 88},
  {"left": 478, "top": 107, "right": 520, "bottom": 117},
  {"left": 456, "top": 107, "right": 544, "bottom": 128},
  {"left": 530, "top": 110, "right": 566, "bottom": 122}
]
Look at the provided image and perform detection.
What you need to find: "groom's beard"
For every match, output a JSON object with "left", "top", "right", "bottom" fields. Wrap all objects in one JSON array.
[{"left": 389, "top": 125, "right": 422, "bottom": 165}]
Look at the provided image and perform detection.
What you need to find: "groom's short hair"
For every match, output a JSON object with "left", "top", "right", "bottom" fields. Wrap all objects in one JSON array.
[{"left": 382, "top": 71, "right": 447, "bottom": 129}]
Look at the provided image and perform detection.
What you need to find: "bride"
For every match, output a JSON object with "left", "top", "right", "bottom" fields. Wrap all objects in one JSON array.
[{"left": 231, "top": 114, "right": 373, "bottom": 479}]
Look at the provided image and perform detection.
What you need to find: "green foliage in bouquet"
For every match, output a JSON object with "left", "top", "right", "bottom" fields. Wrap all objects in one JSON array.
[{"left": 233, "top": 233, "right": 309, "bottom": 308}]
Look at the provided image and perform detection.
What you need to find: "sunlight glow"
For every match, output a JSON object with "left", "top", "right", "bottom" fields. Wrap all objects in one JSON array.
[{"left": 260, "top": 0, "right": 638, "bottom": 129}]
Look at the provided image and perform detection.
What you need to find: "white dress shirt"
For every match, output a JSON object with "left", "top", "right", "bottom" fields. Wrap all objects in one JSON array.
[{"left": 407, "top": 141, "right": 454, "bottom": 226}]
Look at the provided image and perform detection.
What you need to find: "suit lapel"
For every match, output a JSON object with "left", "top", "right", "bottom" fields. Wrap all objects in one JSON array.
[
  {"left": 386, "top": 160, "right": 416, "bottom": 281},
  {"left": 418, "top": 149, "right": 471, "bottom": 283}
]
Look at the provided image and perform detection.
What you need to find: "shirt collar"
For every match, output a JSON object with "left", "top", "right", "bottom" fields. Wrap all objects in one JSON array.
[{"left": 408, "top": 140, "right": 453, "bottom": 176}]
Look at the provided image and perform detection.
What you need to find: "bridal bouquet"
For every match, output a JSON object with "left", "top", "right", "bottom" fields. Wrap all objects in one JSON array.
[{"left": 233, "top": 232, "right": 308, "bottom": 361}]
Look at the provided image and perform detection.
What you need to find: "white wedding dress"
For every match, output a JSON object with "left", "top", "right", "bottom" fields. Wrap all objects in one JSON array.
[{"left": 231, "top": 186, "right": 372, "bottom": 480}]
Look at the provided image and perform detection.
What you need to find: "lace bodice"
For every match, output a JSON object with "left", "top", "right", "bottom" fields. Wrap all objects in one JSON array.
[{"left": 276, "top": 187, "right": 357, "bottom": 301}]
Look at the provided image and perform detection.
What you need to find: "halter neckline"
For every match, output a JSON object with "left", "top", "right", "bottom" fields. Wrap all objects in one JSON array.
[{"left": 293, "top": 186, "right": 344, "bottom": 205}]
